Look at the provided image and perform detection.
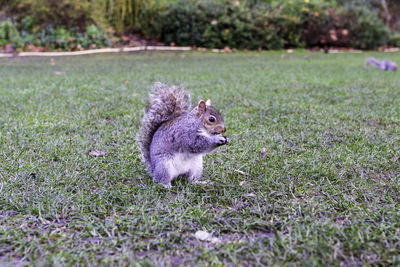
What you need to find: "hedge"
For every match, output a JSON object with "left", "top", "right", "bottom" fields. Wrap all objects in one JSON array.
[
  {"left": 0, "top": 0, "right": 394, "bottom": 51},
  {"left": 142, "top": 0, "right": 390, "bottom": 50}
]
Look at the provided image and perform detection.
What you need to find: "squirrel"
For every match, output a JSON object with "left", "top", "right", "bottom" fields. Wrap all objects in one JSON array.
[
  {"left": 365, "top": 57, "right": 398, "bottom": 71},
  {"left": 138, "top": 82, "right": 230, "bottom": 188}
]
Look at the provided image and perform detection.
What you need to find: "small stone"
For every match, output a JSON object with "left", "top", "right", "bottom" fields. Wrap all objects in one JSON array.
[
  {"left": 243, "top": 193, "right": 256, "bottom": 197},
  {"left": 195, "top": 230, "right": 212, "bottom": 241}
]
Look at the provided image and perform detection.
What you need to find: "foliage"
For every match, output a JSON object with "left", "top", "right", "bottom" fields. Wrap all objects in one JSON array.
[
  {"left": 142, "top": 0, "right": 288, "bottom": 49},
  {"left": 0, "top": 20, "right": 22, "bottom": 48},
  {"left": 2, "top": 0, "right": 167, "bottom": 34},
  {"left": 33, "top": 25, "right": 111, "bottom": 50},
  {"left": 135, "top": 0, "right": 166, "bottom": 38},
  {"left": 139, "top": 0, "right": 390, "bottom": 49},
  {"left": 388, "top": 32, "right": 400, "bottom": 47},
  {"left": 0, "top": 19, "right": 110, "bottom": 51},
  {"left": 85, "top": 25, "right": 110, "bottom": 46},
  {"left": 0, "top": 0, "right": 395, "bottom": 50},
  {"left": 103, "top": 0, "right": 165, "bottom": 34},
  {"left": 345, "top": 6, "right": 390, "bottom": 49},
  {"left": 297, "top": 2, "right": 390, "bottom": 49},
  {"left": 6, "top": 0, "right": 98, "bottom": 31}
]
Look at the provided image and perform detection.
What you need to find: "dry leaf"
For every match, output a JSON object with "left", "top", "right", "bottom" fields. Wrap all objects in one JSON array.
[
  {"left": 89, "top": 150, "right": 106, "bottom": 156},
  {"left": 54, "top": 71, "right": 66, "bottom": 75}
]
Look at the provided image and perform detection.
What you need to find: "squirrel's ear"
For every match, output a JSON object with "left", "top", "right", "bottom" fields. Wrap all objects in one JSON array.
[
  {"left": 205, "top": 99, "right": 212, "bottom": 106},
  {"left": 197, "top": 100, "right": 206, "bottom": 116}
]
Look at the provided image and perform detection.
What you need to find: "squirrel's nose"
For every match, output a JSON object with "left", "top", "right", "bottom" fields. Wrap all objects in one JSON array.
[
  {"left": 219, "top": 126, "right": 226, "bottom": 134},
  {"left": 215, "top": 126, "right": 226, "bottom": 134}
]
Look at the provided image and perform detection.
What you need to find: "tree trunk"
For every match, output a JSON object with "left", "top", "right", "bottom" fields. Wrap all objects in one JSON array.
[{"left": 381, "top": 0, "right": 392, "bottom": 28}]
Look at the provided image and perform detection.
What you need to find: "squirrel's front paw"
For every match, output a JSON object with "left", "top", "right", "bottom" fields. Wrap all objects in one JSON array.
[{"left": 216, "top": 135, "right": 230, "bottom": 146}]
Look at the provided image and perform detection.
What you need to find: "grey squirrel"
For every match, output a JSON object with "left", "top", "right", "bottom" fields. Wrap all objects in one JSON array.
[
  {"left": 365, "top": 57, "right": 398, "bottom": 71},
  {"left": 138, "top": 82, "right": 230, "bottom": 188}
]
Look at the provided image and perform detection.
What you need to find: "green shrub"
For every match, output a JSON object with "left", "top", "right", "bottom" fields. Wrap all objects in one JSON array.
[
  {"left": 0, "top": 20, "right": 22, "bottom": 48},
  {"left": 136, "top": 0, "right": 167, "bottom": 39},
  {"left": 388, "top": 32, "right": 400, "bottom": 47},
  {"left": 0, "top": 0, "right": 394, "bottom": 50},
  {"left": 198, "top": 1, "right": 284, "bottom": 50},
  {"left": 79, "top": 24, "right": 110, "bottom": 48},
  {"left": 345, "top": 6, "right": 390, "bottom": 49},
  {"left": 103, "top": 0, "right": 153, "bottom": 34},
  {"left": 144, "top": 0, "right": 286, "bottom": 50},
  {"left": 18, "top": 23, "right": 110, "bottom": 50},
  {"left": 3, "top": 0, "right": 166, "bottom": 35},
  {"left": 7, "top": 0, "right": 99, "bottom": 31}
]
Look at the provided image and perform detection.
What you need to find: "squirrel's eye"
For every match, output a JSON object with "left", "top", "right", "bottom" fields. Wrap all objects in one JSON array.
[{"left": 208, "top": 116, "right": 216, "bottom": 123}]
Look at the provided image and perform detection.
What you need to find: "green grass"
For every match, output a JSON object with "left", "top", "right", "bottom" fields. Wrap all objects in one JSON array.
[{"left": 0, "top": 51, "right": 399, "bottom": 266}]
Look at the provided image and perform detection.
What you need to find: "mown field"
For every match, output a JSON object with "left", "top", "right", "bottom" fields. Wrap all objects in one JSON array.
[{"left": 0, "top": 51, "right": 399, "bottom": 266}]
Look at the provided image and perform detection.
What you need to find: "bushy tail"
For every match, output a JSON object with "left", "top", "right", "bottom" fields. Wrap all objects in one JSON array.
[
  {"left": 366, "top": 57, "right": 380, "bottom": 67},
  {"left": 138, "top": 82, "right": 191, "bottom": 165}
]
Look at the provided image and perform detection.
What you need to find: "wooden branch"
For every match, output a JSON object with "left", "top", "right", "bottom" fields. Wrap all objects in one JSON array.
[{"left": 381, "top": 0, "right": 392, "bottom": 28}]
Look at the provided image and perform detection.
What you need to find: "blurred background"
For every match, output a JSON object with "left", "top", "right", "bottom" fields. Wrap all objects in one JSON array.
[{"left": 1, "top": 0, "right": 400, "bottom": 52}]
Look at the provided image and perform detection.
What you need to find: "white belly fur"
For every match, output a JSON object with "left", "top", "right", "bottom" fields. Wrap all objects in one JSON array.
[{"left": 164, "top": 153, "right": 203, "bottom": 179}]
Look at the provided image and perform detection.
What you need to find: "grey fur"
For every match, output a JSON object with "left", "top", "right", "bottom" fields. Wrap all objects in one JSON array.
[
  {"left": 366, "top": 57, "right": 398, "bottom": 71},
  {"left": 138, "top": 82, "right": 191, "bottom": 165},
  {"left": 138, "top": 82, "right": 229, "bottom": 188}
]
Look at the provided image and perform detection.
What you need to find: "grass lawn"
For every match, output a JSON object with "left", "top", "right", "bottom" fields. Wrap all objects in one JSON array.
[{"left": 0, "top": 51, "right": 399, "bottom": 266}]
